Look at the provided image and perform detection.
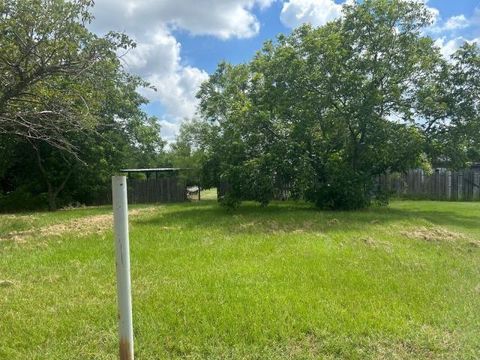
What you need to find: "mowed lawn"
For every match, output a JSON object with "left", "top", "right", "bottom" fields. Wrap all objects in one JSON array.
[{"left": 1, "top": 199, "right": 479, "bottom": 359}]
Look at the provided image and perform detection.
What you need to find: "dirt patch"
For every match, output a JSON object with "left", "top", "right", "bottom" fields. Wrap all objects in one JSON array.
[
  {"left": 0, "top": 207, "right": 158, "bottom": 243},
  {"left": 239, "top": 221, "right": 256, "bottom": 229},
  {"left": 401, "top": 227, "right": 465, "bottom": 243},
  {"left": 358, "top": 236, "right": 393, "bottom": 253},
  {"left": 374, "top": 326, "right": 459, "bottom": 360},
  {"left": 284, "top": 333, "right": 324, "bottom": 358},
  {"left": 235, "top": 219, "right": 322, "bottom": 236},
  {"left": 361, "top": 236, "right": 377, "bottom": 246},
  {"left": 0, "top": 280, "right": 15, "bottom": 288},
  {"left": 129, "top": 207, "right": 157, "bottom": 216}
]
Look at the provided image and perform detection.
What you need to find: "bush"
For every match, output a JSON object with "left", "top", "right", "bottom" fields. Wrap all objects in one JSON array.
[
  {"left": 218, "top": 192, "right": 242, "bottom": 210},
  {"left": 372, "top": 188, "right": 392, "bottom": 207},
  {"left": 305, "top": 163, "right": 372, "bottom": 210},
  {"left": 0, "top": 188, "right": 48, "bottom": 212},
  {"left": 306, "top": 181, "right": 370, "bottom": 210}
]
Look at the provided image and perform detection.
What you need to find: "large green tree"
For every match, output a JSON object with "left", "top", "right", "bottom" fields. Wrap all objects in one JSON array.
[
  {"left": 195, "top": 0, "right": 444, "bottom": 209},
  {"left": 419, "top": 43, "right": 480, "bottom": 168},
  {"left": 0, "top": 0, "right": 165, "bottom": 210}
]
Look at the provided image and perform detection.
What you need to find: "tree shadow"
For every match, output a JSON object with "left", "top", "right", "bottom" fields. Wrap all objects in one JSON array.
[{"left": 133, "top": 200, "right": 480, "bottom": 236}]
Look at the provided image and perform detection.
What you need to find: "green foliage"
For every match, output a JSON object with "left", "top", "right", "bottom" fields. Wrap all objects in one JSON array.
[
  {"left": 0, "top": 0, "right": 166, "bottom": 210},
  {"left": 168, "top": 118, "right": 210, "bottom": 186},
  {"left": 305, "top": 164, "right": 372, "bottom": 210},
  {"left": 418, "top": 43, "right": 480, "bottom": 168},
  {"left": 0, "top": 187, "right": 48, "bottom": 212},
  {"left": 193, "top": 0, "right": 445, "bottom": 210}
]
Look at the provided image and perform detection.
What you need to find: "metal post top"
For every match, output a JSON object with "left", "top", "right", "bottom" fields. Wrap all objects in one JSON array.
[
  {"left": 112, "top": 175, "right": 127, "bottom": 186},
  {"left": 113, "top": 175, "right": 127, "bottom": 180}
]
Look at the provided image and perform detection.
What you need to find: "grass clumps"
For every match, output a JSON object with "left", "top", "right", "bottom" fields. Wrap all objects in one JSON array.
[{"left": 0, "top": 200, "right": 479, "bottom": 359}]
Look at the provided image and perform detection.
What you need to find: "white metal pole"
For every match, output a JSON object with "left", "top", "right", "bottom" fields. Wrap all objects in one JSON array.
[{"left": 112, "top": 176, "right": 134, "bottom": 360}]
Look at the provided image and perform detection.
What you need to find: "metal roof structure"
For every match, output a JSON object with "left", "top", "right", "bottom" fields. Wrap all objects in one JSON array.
[{"left": 120, "top": 168, "right": 188, "bottom": 173}]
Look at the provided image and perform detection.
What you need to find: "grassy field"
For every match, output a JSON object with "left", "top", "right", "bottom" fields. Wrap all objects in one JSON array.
[{"left": 1, "top": 199, "right": 479, "bottom": 359}]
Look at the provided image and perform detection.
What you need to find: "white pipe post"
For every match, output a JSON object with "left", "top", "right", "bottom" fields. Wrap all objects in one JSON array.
[{"left": 112, "top": 176, "right": 134, "bottom": 360}]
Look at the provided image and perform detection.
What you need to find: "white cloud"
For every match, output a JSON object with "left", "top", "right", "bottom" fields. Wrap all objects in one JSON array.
[
  {"left": 432, "top": 7, "right": 480, "bottom": 59},
  {"left": 280, "top": 0, "right": 342, "bottom": 28},
  {"left": 444, "top": 15, "right": 470, "bottom": 30},
  {"left": 435, "top": 37, "right": 480, "bottom": 59},
  {"left": 158, "top": 120, "right": 181, "bottom": 142},
  {"left": 435, "top": 37, "right": 464, "bottom": 58},
  {"left": 280, "top": 0, "right": 440, "bottom": 29},
  {"left": 120, "top": 28, "right": 208, "bottom": 140},
  {"left": 428, "top": 14, "right": 471, "bottom": 34},
  {"left": 89, "top": 1, "right": 276, "bottom": 140},
  {"left": 91, "top": 0, "right": 274, "bottom": 40}
]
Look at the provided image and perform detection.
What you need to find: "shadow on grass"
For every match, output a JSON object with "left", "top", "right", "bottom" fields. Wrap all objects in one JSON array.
[{"left": 133, "top": 200, "right": 480, "bottom": 235}]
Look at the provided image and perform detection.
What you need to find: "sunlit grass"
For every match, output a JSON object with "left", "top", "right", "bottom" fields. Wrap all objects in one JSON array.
[{"left": 1, "top": 200, "right": 479, "bottom": 359}]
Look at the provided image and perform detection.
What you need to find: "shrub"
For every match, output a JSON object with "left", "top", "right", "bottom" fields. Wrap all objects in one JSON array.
[
  {"left": 0, "top": 188, "right": 48, "bottom": 212},
  {"left": 306, "top": 177, "right": 371, "bottom": 210}
]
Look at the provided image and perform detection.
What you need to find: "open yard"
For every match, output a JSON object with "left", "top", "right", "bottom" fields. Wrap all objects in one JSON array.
[{"left": 1, "top": 200, "right": 479, "bottom": 359}]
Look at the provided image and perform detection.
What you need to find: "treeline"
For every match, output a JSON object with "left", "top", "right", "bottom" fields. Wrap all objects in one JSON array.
[
  {"left": 0, "top": 0, "right": 166, "bottom": 211},
  {"left": 177, "top": 0, "right": 480, "bottom": 210},
  {"left": 1, "top": 0, "right": 479, "bottom": 212}
]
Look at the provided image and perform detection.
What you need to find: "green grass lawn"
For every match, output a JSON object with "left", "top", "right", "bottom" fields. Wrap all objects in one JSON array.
[{"left": 1, "top": 200, "right": 479, "bottom": 359}]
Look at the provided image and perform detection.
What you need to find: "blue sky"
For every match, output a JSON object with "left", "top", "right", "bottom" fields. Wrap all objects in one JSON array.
[
  {"left": 90, "top": 0, "right": 480, "bottom": 141},
  {"left": 173, "top": 1, "right": 287, "bottom": 73}
]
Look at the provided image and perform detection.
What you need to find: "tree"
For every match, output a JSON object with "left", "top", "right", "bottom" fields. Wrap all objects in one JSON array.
[
  {"left": 195, "top": 0, "right": 442, "bottom": 209},
  {"left": 0, "top": 0, "right": 141, "bottom": 153},
  {"left": 0, "top": 0, "right": 165, "bottom": 210},
  {"left": 419, "top": 43, "right": 480, "bottom": 168}
]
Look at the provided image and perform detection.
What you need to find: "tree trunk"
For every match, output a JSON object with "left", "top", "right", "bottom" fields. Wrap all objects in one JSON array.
[
  {"left": 47, "top": 188, "right": 57, "bottom": 211},
  {"left": 31, "top": 141, "right": 73, "bottom": 211}
]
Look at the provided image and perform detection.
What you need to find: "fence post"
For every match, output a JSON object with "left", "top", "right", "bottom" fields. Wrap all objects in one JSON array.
[
  {"left": 446, "top": 171, "right": 452, "bottom": 200},
  {"left": 112, "top": 176, "right": 134, "bottom": 360},
  {"left": 473, "top": 172, "right": 480, "bottom": 201},
  {"left": 457, "top": 172, "right": 463, "bottom": 201}
]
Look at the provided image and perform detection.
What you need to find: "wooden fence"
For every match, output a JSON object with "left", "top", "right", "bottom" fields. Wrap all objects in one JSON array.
[
  {"left": 98, "top": 177, "right": 186, "bottom": 205},
  {"left": 218, "top": 169, "right": 480, "bottom": 203},
  {"left": 217, "top": 182, "right": 291, "bottom": 201},
  {"left": 379, "top": 169, "right": 480, "bottom": 201}
]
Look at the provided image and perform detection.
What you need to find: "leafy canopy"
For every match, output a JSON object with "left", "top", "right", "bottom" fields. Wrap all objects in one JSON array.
[{"left": 192, "top": 0, "right": 452, "bottom": 210}]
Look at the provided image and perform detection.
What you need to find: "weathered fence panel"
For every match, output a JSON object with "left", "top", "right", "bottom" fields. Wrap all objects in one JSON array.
[
  {"left": 127, "top": 178, "right": 185, "bottom": 204},
  {"left": 97, "top": 177, "right": 186, "bottom": 205},
  {"left": 217, "top": 169, "right": 480, "bottom": 203},
  {"left": 380, "top": 169, "right": 480, "bottom": 201},
  {"left": 217, "top": 182, "right": 292, "bottom": 201}
]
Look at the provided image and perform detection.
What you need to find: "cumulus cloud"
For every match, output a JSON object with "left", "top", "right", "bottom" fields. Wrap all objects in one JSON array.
[
  {"left": 435, "top": 37, "right": 465, "bottom": 58},
  {"left": 435, "top": 37, "right": 480, "bottom": 59},
  {"left": 279, "top": 0, "right": 479, "bottom": 65},
  {"left": 444, "top": 15, "right": 470, "bottom": 31},
  {"left": 429, "top": 7, "right": 479, "bottom": 59},
  {"left": 89, "top": 0, "right": 275, "bottom": 140},
  {"left": 122, "top": 28, "right": 208, "bottom": 121},
  {"left": 280, "top": 0, "right": 439, "bottom": 29},
  {"left": 280, "top": 0, "right": 342, "bottom": 28},
  {"left": 91, "top": 0, "right": 274, "bottom": 40},
  {"left": 158, "top": 120, "right": 182, "bottom": 142},
  {"left": 429, "top": 14, "right": 471, "bottom": 34},
  {"left": 121, "top": 29, "right": 208, "bottom": 141}
]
